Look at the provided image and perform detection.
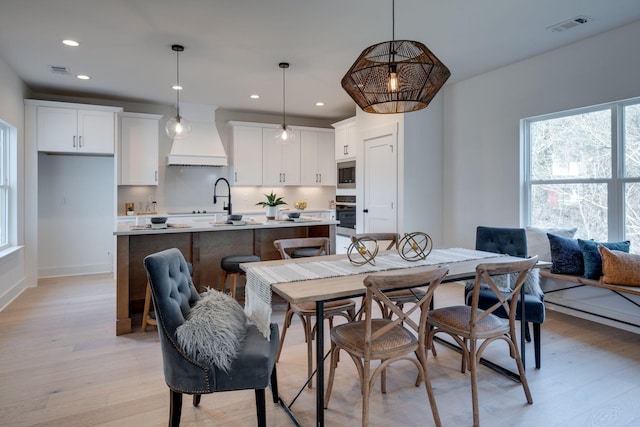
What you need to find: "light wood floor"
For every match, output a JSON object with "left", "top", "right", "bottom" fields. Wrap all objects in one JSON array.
[{"left": 2, "top": 274, "right": 640, "bottom": 427}]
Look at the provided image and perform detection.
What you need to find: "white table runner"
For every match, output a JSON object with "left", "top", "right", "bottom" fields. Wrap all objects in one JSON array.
[{"left": 245, "top": 248, "right": 501, "bottom": 338}]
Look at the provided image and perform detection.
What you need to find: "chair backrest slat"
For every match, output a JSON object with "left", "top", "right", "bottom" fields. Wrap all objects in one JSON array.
[
  {"left": 469, "top": 257, "right": 539, "bottom": 327},
  {"left": 363, "top": 267, "right": 449, "bottom": 351},
  {"left": 273, "top": 237, "right": 330, "bottom": 259},
  {"left": 353, "top": 232, "right": 400, "bottom": 250}
]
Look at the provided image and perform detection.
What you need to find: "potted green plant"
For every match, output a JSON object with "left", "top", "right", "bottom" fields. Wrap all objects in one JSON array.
[{"left": 256, "top": 191, "right": 287, "bottom": 220}]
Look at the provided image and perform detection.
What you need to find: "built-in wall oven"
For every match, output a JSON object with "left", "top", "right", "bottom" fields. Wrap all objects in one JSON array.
[
  {"left": 335, "top": 195, "right": 356, "bottom": 236},
  {"left": 337, "top": 160, "right": 356, "bottom": 189}
]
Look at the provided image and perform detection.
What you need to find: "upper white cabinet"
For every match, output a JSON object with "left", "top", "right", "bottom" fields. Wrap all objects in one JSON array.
[
  {"left": 228, "top": 121, "right": 334, "bottom": 187},
  {"left": 333, "top": 116, "right": 358, "bottom": 161},
  {"left": 119, "top": 112, "right": 162, "bottom": 186},
  {"left": 262, "top": 128, "right": 301, "bottom": 186},
  {"left": 300, "top": 130, "right": 336, "bottom": 186},
  {"left": 230, "top": 124, "right": 263, "bottom": 185},
  {"left": 36, "top": 103, "right": 120, "bottom": 154}
]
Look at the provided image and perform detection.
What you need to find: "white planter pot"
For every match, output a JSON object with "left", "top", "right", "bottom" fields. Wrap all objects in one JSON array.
[{"left": 266, "top": 206, "right": 278, "bottom": 220}]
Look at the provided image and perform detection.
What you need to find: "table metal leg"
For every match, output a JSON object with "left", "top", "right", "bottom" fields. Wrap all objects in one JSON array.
[{"left": 315, "top": 300, "right": 324, "bottom": 427}]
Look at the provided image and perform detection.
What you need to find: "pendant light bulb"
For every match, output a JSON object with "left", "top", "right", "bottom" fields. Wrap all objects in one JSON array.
[
  {"left": 166, "top": 44, "right": 191, "bottom": 140},
  {"left": 388, "top": 64, "right": 399, "bottom": 92},
  {"left": 276, "top": 62, "right": 295, "bottom": 144}
]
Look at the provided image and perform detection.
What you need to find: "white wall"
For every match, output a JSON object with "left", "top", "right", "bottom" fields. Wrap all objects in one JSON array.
[
  {"left": 355, "top": 94, "right": 445, "bottom": 246},
  {"left": 443, "top": 20, "right": 640, "bottom": 249},
  {"left": 37, "top": 153, "right": 114, "bottom": 277},
  {"left": 0, "top": 55, "right": 29, "bottom": 309}
]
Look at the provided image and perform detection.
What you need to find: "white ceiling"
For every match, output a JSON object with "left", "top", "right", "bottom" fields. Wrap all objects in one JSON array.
[{"left": 1, "top": 0, "right": 640, "bottom": 121}]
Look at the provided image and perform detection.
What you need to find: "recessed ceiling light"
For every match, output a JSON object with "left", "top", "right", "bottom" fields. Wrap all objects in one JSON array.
[
  {"left": 76, "top": 74, "right": 90, "bottom": 80},
  {"left": 171, "top": 85, "right": 183, "bottom": 90},
  {"left": 62, "top": 39, "right": 79, "bottom": 47},
  {"left": 250, "top": 94, "right": 260, "bottom": 99},
  {"left": 315, "top": 102, "right": 325, "bottom": 107}
]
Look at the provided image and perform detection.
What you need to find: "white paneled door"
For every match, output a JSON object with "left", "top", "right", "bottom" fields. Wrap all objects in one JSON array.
[{"left": 363, "top": 123, "right": 397, "bottom": 233}]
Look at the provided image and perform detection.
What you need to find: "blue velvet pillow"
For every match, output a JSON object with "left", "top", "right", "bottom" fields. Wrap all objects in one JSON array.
[
  {"left": 548, "top": 233, "right": 584, "bottom": 275},
  {"left": 577, "top": 239, "right": 631, "bottom": 279}
]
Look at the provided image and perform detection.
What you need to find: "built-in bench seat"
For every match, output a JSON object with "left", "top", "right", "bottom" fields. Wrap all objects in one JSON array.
[{"left": 539, "top": 268, "right": 640, "bottom": 333}]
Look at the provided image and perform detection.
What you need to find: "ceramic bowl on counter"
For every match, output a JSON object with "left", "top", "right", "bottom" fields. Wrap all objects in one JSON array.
[
  {"left": 287, "top": 212, "right": 301, "bottom": 219},
  {"left": 150, "top": 216, "right": 168, "bottom": 224}
]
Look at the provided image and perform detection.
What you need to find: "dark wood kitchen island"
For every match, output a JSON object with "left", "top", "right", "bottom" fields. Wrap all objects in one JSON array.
[{"left": 114, "top": 218, "right": 337, "bottom": 335}]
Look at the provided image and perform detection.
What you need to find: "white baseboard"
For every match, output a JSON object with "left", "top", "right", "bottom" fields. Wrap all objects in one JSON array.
[
  {"left": 38, "top": 263, "right": 113, "bottom": 279},
  {"left": 0, "top": 278, "right": 28, "bottom": 312}
]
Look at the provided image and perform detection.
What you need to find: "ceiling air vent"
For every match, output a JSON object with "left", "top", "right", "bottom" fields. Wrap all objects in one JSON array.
[
  {"left": 547, "top": 15, "right": 590, "bottom": 33},
  {"left": 49, "top": 65, "right": 71, "bottom": 75}
]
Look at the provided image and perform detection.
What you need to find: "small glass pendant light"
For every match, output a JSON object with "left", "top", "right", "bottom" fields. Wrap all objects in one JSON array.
[{"left": 165, "top": 44, "right": 191, "bottom": 139}]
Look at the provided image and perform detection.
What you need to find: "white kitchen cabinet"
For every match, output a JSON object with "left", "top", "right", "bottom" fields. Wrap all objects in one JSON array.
[
  {"left": 300, "top": 130, "right": 336, "bottom": 186},
  {"left": 37, "top": 105, "right": 118, "bottom": 154},
  {"left": 333, "top": 116, "right": 358, "bottom": 161},
  {"left": 262, "top": 127, "right": 301, "bottom": 186},
  {"left": 230, "top": 124, "right": 263, "bottom": 185},
  {"left": 118, "top": 112, "right": 162, "bottom": 186}
]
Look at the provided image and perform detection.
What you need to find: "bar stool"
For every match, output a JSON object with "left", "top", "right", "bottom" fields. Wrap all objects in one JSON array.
[
  {"left": 141, "top": 281, "right": 157, "bottom": 332},
  {"left": 219, "top": 254, "right": 261, "bottom": 300}
]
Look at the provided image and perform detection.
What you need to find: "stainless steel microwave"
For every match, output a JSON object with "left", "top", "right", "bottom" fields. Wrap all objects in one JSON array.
[{"left": 337, "top": 160, "right": 356, "bottom": 189}]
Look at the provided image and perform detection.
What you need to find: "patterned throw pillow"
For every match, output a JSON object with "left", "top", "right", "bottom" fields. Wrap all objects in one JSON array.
[
  {"left": 599, "top": 246, "right": 640, "bottom": 286},
  {"left": 578, "top": 239, "right": 631, "bottom": 280},
  {"left": 548, "top": 233, "right": 584, "bottom": 275}
]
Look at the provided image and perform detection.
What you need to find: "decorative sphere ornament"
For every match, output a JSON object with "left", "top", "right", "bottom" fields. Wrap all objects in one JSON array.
[
  {"left": 348, "top": 237, "right": 379, "bottom": 266},
  {"left": 398, "top": 232, "right": 433, "bottom": 261}
]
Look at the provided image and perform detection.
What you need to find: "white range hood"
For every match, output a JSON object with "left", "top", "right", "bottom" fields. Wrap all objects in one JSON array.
[{"left": 166, "top": 103, "right": 228, "bottom": 167}]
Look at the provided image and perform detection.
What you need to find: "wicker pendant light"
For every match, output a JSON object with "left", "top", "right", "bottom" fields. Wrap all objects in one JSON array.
[{"left": 341, "top": 0, "right": 450, "bottom": 114}]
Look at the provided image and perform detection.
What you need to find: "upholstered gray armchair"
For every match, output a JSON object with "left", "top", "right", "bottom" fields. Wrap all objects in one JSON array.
[
  {"left": 468, "top": 226, "right": 545, "bottom": 369},
  {"left": 144, "top": 248, "right": 279, "bottom": 427}
]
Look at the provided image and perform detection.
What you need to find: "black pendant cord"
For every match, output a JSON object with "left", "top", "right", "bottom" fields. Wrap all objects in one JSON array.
[
  {"left": 279, "top": 62, "right": 289, "bottom": 129},
  {"left": 176, "top": 48, "right": 181, "bottom": 118},
  {"left": 389, "top": 0, "right": 396, "bottom": 66}
]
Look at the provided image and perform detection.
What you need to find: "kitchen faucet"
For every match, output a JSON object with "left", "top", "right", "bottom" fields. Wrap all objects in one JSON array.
[{"left": 213, "top": 177, "right": 232, "bottom": 215}]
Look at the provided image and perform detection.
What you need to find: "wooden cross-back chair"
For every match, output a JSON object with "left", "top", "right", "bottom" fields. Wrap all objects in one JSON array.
[
  {"left": 427, "top": 257, "right": 539, "bottom": 427},
  {"left": 325, "top": 266, "right": 449, "bottom": 427},
  {"left": 272, "top": 237, "right": 356, "bottom": 389},
  {"left": 353, "top": 233, "right": 429, "bottom": 320}
]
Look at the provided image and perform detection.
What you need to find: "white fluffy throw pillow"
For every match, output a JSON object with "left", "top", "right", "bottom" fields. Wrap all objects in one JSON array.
[{"left": 176, "top": 288, "right": 248, "bottom": 372}]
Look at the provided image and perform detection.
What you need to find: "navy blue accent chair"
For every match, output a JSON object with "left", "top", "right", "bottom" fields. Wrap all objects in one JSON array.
[
  {"left": 468, "top": 226, "right": 545, "bottom": 369},
  {"left": 144, "top": 248, "right": 279, "bottom": 427}
]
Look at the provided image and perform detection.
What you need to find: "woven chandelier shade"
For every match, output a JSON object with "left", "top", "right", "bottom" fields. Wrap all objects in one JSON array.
[{"left": 341, "top": 39, "right": 451, "bottom": 114}]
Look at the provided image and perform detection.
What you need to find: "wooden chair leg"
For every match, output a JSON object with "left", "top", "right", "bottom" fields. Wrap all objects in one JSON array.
[
  {"left": 219, "top": 270, "right": 228, "bottom": 293},
  {"left": 141, "top": 282, "right": 157, "bottom": 332},
  {"left": 169, "top": 390, "right": 183, "bottom": 427},
  {"left": 469, "top": 339, "right": 480, "bottom": 427},
  {"left": 276, "top": 304, "right": 294, "bottom": 362},
  {"left": 255, "top": 388, "right": 266, "bottom": 427},
  {"left": 304, "top": 314, "right": 313, "bottom": 389},
  {"left": 193, "top": 394, "right": 201, "bottom": 406},
  {"left": 324, "top": 343, "right": 340, "bottom": 409},
  {"left": 230, "top": 273, "right": 237, "bottom": 299}
]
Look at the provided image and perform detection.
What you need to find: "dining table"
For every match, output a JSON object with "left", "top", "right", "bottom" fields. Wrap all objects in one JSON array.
[{"left": 240, "top": 248, "right": 527, "bottom": 427}]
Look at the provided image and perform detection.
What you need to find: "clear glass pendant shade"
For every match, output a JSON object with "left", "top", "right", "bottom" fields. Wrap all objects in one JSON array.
[
  {"left": 275, "top": 124, "right": 296, "bottom": 143},
  {"left": 165, "top": 115, "right": 191, "bottom": 140}
]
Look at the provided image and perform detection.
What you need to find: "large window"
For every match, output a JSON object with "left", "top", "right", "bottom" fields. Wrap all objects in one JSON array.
[
  {"left": 0, "top": 121, "right": 9, "bottom": 250},
  {"left": 522, "top": 98, "right": 640, "bottom": 253}
]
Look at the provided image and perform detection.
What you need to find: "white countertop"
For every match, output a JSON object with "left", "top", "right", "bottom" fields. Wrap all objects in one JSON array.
[{"left": 114, "top": 215, "right": 339, "bottom": 236}]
